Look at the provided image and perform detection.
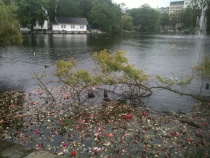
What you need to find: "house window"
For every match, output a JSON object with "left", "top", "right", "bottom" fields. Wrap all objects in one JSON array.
[
  {"left": 71, "top": 25, "right": 75, "bottom": 29},
  {"left": 61, "top": 25, "right": 66, "bottom": 28},
  {"left": 80, "top": 26, "right": 84, "bottom": 29}
]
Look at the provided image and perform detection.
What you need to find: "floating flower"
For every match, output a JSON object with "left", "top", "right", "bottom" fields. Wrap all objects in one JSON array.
[
  {"left": 109, "top": 133, "right": 114, "bottom": 137},
  {"left": 122, "top": 114, "right": 134, "bottom": 120},
  {"left": 34, "top": 130, "right": 41, "bottom": 135},
  {"left": 142, "top": 112, "right": 148, "bottom": 118},
  {"left": 77, "top": 126, "right": 82, "bottom": 131},
  {"left": 63, "top": 143, "right": 68, "bottom": 147},
  {"left": 94, "top": 147, "right": 99, "bottom": 155},
  {"left": 170, "top": 131, "right": 179, "bottom": 136},
  {"left": 70, "top": 150, "right": 77, "bottom": 157},
  {"left": 37, "top": 143, "right": 44, "bottom": 150},
  {"left": 203, "top": 122, "right": 209, "bottom": 127},
  {"left": 116, "top": 149, "right": 120, "bottom": 154},
  {"left": 31, "top": 101, "right": 36, "bottom": 105}
]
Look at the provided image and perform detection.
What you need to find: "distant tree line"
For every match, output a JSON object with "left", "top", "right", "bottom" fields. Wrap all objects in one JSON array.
[{"left": 0, "top": 0, "right": 210, "bottom": 46}]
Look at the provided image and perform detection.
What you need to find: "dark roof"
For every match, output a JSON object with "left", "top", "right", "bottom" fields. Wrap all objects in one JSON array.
[
  {"left": 170, "top": 1, "right": 184, "bottom": 5},
  {"left": 55, "top": 17, "right": 88, "bottom": 25}
]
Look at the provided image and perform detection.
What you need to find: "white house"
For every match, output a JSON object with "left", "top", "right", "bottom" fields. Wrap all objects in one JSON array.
[
  {"left": 33, "top": 20, "right": 49, "bottom": 30},
  {"left": 52, "top": 17, "right": 89, "bottom": 32}
]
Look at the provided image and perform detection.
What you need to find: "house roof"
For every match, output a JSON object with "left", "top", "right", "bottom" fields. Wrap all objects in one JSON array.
[
  {"left": 55, "top": 17, "right": 88, "bottom": 25},
  {"left": 170, "top": 1, "right": 184, "bottom": 5}
]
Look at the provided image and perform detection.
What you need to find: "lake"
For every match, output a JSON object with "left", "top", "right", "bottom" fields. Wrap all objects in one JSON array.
[{"left": 0, "top": 33, "right": 209, "bottom": 113}]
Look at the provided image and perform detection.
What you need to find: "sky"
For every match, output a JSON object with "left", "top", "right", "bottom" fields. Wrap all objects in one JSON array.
[{"left": 113, "top": 0, "right": 182, "bottom": 9}]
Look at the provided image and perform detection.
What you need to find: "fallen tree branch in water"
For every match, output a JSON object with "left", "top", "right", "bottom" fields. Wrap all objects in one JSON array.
[
  {"left": 33, "top": 72, "right": 56, "bottom": 101},
  {"left": 149, "top": 86, "right": 210, "bottom": 102}
]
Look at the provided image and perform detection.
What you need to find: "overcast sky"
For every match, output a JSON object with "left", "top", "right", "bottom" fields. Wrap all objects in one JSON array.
[{"left": 113, "top": 0, "right": 182, "bottom": 8}]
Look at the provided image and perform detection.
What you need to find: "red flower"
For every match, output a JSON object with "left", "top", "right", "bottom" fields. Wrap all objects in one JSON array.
[
  {"left": 116, "top": 149, "right": 120, "bottom": 154},
  {"left": 68, "top": 133, "right": 71, "bottom": 138},
  {"left": 122, "top": 114, "right": 134, "bottom": 120},
  {"left": 203, "top": 122, "right": 209, "bottom": 127},
  {"left": 71, "top": 151, "right": 77, "bottom": 156},
  {"left": 170, "top": 131, "right": 179, "bottom": 136},
  {"left": 31, "top": 101, "right": 35, "bottom": 105},
  {"left": 94, "top": 149, "right": 98, "bottom": 155},
  {"left": 142, "top": 112, "right": 148, "bottom": 118},
  {"left": 34, "top": 130, "right": 41, "bottom": 135},
  {"left": 63, "top": 143, "right": 68, "bottom": 147},
  {"left": 77, "top": 126, "right": 82, "bottom": 131},
  {"left": 37, "top": 143, "right": 44, "bottom": 150}
]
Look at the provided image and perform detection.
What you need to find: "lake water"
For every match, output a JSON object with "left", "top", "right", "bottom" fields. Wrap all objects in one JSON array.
[{"left": 0, "top": 33, "right": 209, "bottom": 113}]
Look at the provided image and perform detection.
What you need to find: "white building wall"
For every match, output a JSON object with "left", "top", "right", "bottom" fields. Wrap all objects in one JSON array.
[
  {"left": 33, "top": 20, "right": 48, "bottom": 30},
  {"left": 52, "top": 24, "right": 87, "bottom": 32},
  {"left": 184, "top": 0, "right": 191, "bottom": 8}
]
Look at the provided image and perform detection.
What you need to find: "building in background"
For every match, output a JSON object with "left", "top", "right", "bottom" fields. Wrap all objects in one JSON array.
[
  {"left": 169, "top": 0, "right": 191, "bottom": 15},
  {"left": 154, "top": 7, "right": 169, "bottom": 14}
]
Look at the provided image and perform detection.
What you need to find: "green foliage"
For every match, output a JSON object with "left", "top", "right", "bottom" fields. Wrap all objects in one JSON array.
[
  {"left": 56, "top": 0, "right": 81, "bottom": 18},
  {"left": 156, "top": 75, "right": 193, "bottom": 86},
  {"left": 194, "top": 56, "right": 210, "bottom": 79},
  {"left": 89, "top": 0, "right": 122, "bottom": 32},
  {"left": 128, "top": 4, "right": 160, "bottom": 32},
  {"left": 17, "top": 0, "right": 47, "bottom": 29},
  {"left": 179, "top": 6, "right": 200, "bottom": 32},
  {"left": 93, "top": 50, "right": 148, "bottom": 83},
  {"left": 0, "top": 0, "right": 22, "bottom": 47},
  {"left": 160, "top": 13, "right": 170, "bottom": 29},
  {"left": 122, "top": 13, "right": 134, "bottom": 31},
  {"left": 57, "top": 50, "right": 149, "bottom": 103}
]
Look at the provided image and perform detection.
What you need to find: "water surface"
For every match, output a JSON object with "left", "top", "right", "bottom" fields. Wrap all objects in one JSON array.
[{"left": 0, "top": 34, "right": 209, "bottom": 112}]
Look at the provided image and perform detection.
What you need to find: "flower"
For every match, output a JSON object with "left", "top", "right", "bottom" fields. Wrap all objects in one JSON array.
[
  {"left": 77, "top": 126, "right": 82, "bottom": 131},
  {"left": 94, "top": 147, "right": 101, "bottom": 155},
  {"left": 142, "top": 112, "right": 148, "bottom": 118},
  {"left": 170, "top": 131, "right": 179, "bottom": 136},
  {"left": 94, "top": 148, "right": 98, "bottom": 155},
  {"left": 37, "top": 143, "right": 44, "bottom": 150},
  {"left": 109, "top": 133, "right": 114, "bottom": 137},
  {"left": 34, "top": 130, "right": 41, "bottom": 135},
  {"left": 122, "top": 114, "right": 134, "bottom": 120},
  {"left": 203, "top": 122, "right": 209, "bottom": 127},
  {"left": 116, "top": 149, "right": 120, "bottom": 154},
  {"left": 70, "top": 150, "right": 77, "bottom": 156},
  {"left": 63, "top": 143, "right": 68, "bottom": 147}
]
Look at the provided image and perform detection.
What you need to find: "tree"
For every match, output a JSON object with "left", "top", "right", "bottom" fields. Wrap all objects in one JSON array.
[
  {"left": 57, "top": 50, "right": 150, "bottom": 104},
  {"left": 169, "top": 13, "right": 180, "bottom": 30},
  {"left": 56, "top": 0, "right": 81, "bottom": 17},
  {"left": 17, "top": 0, "right": 47, "bottom": 30},
  {"left": 0, "top": 0, "right": 22, "bottom": 47},
  {"left": 128, "top": 4, "right": 160, "bottom": 32},
  {"left": 89, "top": 0, "right": 122, "bottom": 32},
  {"left": 160, "top": 12, "right": 170, "bottom": 30},
  {"left": 56, "top": 49, "right": 210, "bottom": 107},
  {"left": 44, "top": 0, "right": 57, "bottom": 22},
  {"left": 122, "top": 13, "right": 134, "bottom": 31},
  {"left": 80, "top": 0, "right": 94, "bottom": 19}
]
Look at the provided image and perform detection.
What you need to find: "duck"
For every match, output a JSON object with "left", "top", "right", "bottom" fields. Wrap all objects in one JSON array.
[
  {"left": 206, "top": 83, "right": 209, "bottom": 90},
  {"left": 44, "top": 65, "right": 49, "bottom": 68},
  {"left": 88, "top": 92, "right": 95, "bottom": 98},
  {"left": 103, "top": 90, "right": 111, "bottom": 102}
]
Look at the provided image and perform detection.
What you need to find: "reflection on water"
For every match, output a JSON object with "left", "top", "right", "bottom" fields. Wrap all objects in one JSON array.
[{"left": 0, "top": 34, "right": 209, "bottom": 112}]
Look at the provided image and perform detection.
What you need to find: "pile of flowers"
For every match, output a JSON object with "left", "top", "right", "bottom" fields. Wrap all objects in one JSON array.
[{"left": 0, "top": 86, "right": 209, "bottom": 157}]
